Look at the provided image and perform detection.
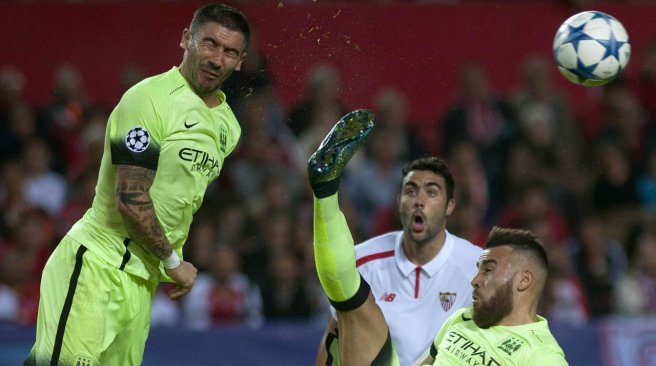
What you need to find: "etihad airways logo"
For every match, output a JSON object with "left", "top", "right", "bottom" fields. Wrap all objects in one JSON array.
[
  {"left": 442, "top": 331, "right": 502, "bottom": 366},
  {"left": 178, "top": 147, "right": 220, "bottom": 177}
]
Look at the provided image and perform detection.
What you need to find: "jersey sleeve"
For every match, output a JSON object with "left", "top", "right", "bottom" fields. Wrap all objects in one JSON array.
[
  {"left": 525, "top": 346, "right": 569, "bottom": 366},
  {"left": 108, "top": 87, "right": 166, "bottom": 170}
]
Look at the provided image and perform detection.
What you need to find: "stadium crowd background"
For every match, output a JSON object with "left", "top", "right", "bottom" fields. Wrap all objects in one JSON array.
[{"left": 1, "top": 0, "right": 656, "bottom": 364}]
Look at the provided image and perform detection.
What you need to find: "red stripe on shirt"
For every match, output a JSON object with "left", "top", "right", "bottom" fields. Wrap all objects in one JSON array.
[{"left": 356, "top": 250, "right": 395, "bottom": 267}]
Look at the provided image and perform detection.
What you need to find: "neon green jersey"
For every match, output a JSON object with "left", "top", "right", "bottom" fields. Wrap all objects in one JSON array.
[
  {"left": 68, "top": 66, "right": 240, "bottom": 282},
  {"left": 428, "top": 307, "right": 568, "bottom": 366}
]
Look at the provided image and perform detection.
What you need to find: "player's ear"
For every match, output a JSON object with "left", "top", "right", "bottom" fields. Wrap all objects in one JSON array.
[
  {"left": 180, "top": 28, "right": 191, "bottom": 50},
  {"left": 446, "top": 197, "right": 456, "bottom": 217},
  {"left": 517, "top": 269, "right": 533, "bottom": 292},
  {"left": 234, "top": 51, "right": 247, "bottom": 71}
]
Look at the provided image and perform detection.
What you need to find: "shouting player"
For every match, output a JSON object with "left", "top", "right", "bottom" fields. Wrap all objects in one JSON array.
[
  {"left": 313, "top": 127, "right": 482, "bottom": 364},
  {"left": 308, "top": 110, "right": 568, "bottom": 365}
]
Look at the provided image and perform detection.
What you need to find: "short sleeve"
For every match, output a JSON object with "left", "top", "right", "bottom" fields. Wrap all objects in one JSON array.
[
  {"left": 526, "top": 347, "right": 569, "bottom": 366},
  {"left": 108, "top": 87, "right": 165, "bottom": 170}
]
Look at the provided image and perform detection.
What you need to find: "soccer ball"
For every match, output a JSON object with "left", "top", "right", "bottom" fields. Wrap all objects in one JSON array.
[{"left": 552, "top": 11, "right": 631, "bottom": 86}]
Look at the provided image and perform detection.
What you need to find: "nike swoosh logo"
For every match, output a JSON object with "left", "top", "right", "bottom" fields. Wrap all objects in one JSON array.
[
  {"left": 184, "top": 121, "right": 200, "bottom": 128},
  {"left": 462, "top": 314, "right": 472, "bottom": 321}
]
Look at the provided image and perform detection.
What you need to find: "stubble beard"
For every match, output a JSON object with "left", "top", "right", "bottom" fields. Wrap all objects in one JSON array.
[
  {"left": 472, "top": 277, "right": 514, "bottom": 329},
  {"left": 403, "top": 220, "right": 438, "bottom": 248}
]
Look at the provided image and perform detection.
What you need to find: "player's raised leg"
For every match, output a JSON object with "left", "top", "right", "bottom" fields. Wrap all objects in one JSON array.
[{"left": 309, "top": 110, "right": 397, "bottom": 365}]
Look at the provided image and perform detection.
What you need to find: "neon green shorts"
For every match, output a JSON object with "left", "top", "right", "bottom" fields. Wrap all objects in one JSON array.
[{"left": 25, "top": 235, "right": 157, "bottom": 366}]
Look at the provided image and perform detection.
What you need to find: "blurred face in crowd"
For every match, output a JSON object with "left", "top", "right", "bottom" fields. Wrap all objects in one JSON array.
[
  {"left": 470, "top": 246, "right": 516, "bottom": 329},
  {"left": 180, "top": 21, "right": 247, "bottom": 104},
  {"left": 398, "top": 170, "right": 454, "bottom": 247}
]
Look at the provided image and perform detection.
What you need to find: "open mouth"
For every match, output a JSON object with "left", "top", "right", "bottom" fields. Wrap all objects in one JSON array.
[{"left": 411, "top": 213, "right": 425, "bottom": 232}]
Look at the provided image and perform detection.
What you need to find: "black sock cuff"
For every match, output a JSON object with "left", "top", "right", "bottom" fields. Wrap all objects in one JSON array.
[
  {"left": 311, "top": 177, "right": 341, "bottom": 199},
  {"left": 330, "top": 275, "right": 371, "bottom": 311}
]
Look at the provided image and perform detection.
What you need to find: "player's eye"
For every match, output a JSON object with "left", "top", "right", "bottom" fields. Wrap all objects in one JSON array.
[{"left": 224, "top": 50, "right": 239, "bottom": 59}]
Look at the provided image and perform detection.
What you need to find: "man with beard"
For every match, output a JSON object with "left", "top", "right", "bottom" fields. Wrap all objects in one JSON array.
[
  {"left": 26, "top": 4, "right": 250, "bottom": 365},
  {"left": 308, "top": 110, "right": 481, "bottom": 366},
  {"left": 416, "top": 227, "right": 568, "bottom": 365}
]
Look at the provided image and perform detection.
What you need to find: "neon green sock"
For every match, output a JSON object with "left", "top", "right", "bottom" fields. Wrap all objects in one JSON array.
[{"left": 313, "top": 193, "right": 361, "bottom": 302}]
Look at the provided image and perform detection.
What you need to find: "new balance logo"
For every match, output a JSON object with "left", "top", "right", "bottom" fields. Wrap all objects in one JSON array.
[{"left": 379, "top": 292, "right": 396, "bottom": 302}]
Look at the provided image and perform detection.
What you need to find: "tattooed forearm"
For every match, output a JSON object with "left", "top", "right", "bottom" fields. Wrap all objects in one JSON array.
[{"left": 115, "top": 165, "right": 172, "bottom": 260}]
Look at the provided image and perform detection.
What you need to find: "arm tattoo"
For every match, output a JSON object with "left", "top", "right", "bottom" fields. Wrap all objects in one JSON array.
[{"left": 115, "top": 165, "right": 172, "bottom": 260}]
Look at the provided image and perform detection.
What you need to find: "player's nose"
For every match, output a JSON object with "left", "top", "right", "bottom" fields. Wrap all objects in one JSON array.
[{"left": 470, "top": 271, "right": 482, "bottom": 288}]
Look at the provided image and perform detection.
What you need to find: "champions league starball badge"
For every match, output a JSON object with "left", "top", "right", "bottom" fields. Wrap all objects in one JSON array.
[{"left": 125, "top": 126, "right": 150, "bottom": 153}]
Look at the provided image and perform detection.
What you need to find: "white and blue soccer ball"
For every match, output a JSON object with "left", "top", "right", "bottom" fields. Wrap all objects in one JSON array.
[{"left": 553, "top": 11, "right": 631, "bottom": 86}]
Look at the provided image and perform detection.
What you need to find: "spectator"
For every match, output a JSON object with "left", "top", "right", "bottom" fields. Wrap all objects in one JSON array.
[
  {"left": 615, "top": 224, "right": 656, "bottom": 316},
  {"left": 0, "top": 102, "right": 38, "bottom": 164},
  {"left": 447, "top": 141, "right": 490, "bottom": 224},
  {"left": 439, "top": 61, "right": 517, "bottom": 217},
  {"left": 496, "top": 180, "right": 570, "bottom": 244},
  {"left": 439, "top": 61, "right": 517, "bottom": 162},
  {"left": 372, "top": 86, "right": 429, "bottom": 160},
  {"left": 591, "top": 141, "right": 641, "bottom": 217},
  {"left": 38, "top": 63, "right": 94, "bottom": 174},
  {"left": 632, "top": 41, "right": 656, "bottom": 127},
  {"left": 21, "top": 137, "right": 68, "bottom": 216},
  {"left": 531, "top": 216, "right": 589, "bottom": 326},
  {"left": 260, "top": 249, "right": 316, "bottom": 322},
  {"left": 510, "top": 54, "right": 583, "bottom": 155},
  {"left": 598, "top": 82, "right": 654, "bottom": 173},
  {"left": 57, "top": 165, "right": 98, "bottom": 236},
  {"left": 345, "top": 126, "right": 405, "bottom": 238},
  {"left": 286, "top": 62, "right": 348, "bottom": 137},
  {"left": 182, "top": 244, "right": 262, "bottom": 329},
  {"left": 570, "top": 214, "right": 628, "bottom": 318},
  {"left": 0, "top": 160, "right": 32, "bottom": 239},
  {"left": 637, "top": 148, "right": 656, "bottom": 213},
  {"left": 0, "top": 208, "right": 57, "bottom": 325}
]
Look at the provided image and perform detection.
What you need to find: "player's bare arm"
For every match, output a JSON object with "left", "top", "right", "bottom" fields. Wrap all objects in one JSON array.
[
  {"left": 115, "top": 164, "right": 197, "bottom": 300},
  {"left": 115, "top": 165, "right": 172, "bottom": 258}
]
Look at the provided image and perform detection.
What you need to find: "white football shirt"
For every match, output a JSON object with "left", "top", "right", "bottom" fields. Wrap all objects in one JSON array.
[{"left": 333, "top": 230, "right": 482, "bottom": 366}]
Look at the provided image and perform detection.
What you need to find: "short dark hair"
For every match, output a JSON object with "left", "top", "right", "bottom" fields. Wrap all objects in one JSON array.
[
  {"left": 401, "top": 157, "right": 455, "bottom": 201},
  {"left": 190, "top": 4, "right": 250, "bottom": 49},
  {"left": 485, "top": 226, "right": 549, "bottom": 271}
]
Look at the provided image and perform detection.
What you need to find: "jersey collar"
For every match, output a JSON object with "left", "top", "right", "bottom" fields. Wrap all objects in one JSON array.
[
  {"left": 395, "top": 231, "right": 454, "bottom": 278},
  {"left": 172, "top": 66, "right": 227, "bottom": 108}
]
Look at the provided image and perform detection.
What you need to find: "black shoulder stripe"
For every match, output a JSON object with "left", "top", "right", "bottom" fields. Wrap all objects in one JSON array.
[{"left": 110, "top": 138, "right": 160, "bottom": 171}]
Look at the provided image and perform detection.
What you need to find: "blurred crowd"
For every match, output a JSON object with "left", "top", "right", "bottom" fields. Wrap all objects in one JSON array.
[{"left": 2, "top": 34, "right": 656, "bottom": 331}]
